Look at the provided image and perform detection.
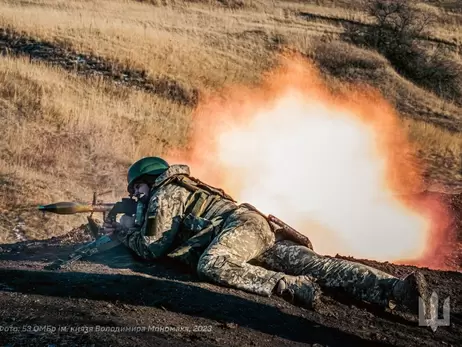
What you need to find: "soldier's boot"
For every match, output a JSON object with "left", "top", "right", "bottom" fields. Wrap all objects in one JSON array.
[
  {"left": 274, "top": 275, "right": 321, "bottom": 309},
  {"left": 390, "top": 271, "right": 429, "bottom": 314}
]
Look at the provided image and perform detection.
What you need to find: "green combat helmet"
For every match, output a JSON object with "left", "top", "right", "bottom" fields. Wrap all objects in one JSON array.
[{"left": 127, "top": 157, "right": 169, "bottom": 193}]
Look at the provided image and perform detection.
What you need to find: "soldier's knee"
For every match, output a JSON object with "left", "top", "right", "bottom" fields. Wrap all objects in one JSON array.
[{"left": 197, "top": 254, "right": 227, "bottom": 280}]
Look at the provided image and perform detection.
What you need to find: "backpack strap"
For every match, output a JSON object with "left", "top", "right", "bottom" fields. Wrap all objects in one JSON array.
[
  {"left": 174, "top": 175, "right": 235, "bottom": 218},
  {"left": 165, "top": 175, "right": 237, "bottom": 269}
]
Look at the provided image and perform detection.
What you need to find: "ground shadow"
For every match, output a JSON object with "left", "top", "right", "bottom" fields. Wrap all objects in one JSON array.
[
  {"left": 0, "top": 267, "right": 392, "bottom": 347},
  {"left": 0, "top": 239, "right": 430, "bottom": 328}
]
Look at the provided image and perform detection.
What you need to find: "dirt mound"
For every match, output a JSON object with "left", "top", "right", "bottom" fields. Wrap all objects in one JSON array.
[
  {"left": 0, "top": 222, "right": 461, "bottom": 346},
  {"left": 0, "top": 189, "right": 460, "bottom": 346}
]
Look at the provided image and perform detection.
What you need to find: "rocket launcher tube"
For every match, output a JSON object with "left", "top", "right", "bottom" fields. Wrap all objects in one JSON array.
[
  {"left": 38, "top": 198, "right": 138, "bottom": 238},
  {"left": 38, "top": 202, "right": 116, "bottom": 215},
  {"left": 38, "top": 198, "right": 137, "bottom": 221}
]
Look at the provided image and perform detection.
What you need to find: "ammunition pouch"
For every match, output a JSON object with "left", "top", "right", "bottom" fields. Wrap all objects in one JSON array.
[
  {"left": 240, "top": 203, "right": 314, "bottom": 250},
  {"left": 165, "top": 175, "right": 237, "bottom": 268},
  {"left": 167, "top": 214, "right": 225, "bottom": 269}
]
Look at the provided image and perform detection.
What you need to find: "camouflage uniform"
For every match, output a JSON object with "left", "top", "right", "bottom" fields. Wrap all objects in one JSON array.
[
  {"left": 117, "top": 164, "right": 285, "bottom": 296},
  {"left": 116, "top": 164, "right": 399, "bottom": 305},
  {"left": 254, "top": 240, "right": 398, "bottom": 306}
]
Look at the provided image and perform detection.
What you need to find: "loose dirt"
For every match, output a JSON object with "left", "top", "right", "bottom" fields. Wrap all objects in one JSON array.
[{"left": 0, "top": 190, "right": 460, "bottom": 347}]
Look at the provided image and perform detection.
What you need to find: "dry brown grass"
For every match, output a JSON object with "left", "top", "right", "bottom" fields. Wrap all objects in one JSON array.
[
  {"left": 0, "top": 0, "right": 460, "bottom": 242},
  {"left": 0, "top": 55, "right": 191, "bottom": 241},
  {"left": 404, "top": 119, "right": 462, "bottom": 157},
  {"left": 0, "top": 0, "right": 283, "bottom": 90},
  {"left": 403, "top": 118, "right": 462, "bottom": 184}
]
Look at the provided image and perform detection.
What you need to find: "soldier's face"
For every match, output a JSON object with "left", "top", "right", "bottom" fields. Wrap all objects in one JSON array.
[{"left": 133, "top": 183, "right": 150, "bottom": 198}]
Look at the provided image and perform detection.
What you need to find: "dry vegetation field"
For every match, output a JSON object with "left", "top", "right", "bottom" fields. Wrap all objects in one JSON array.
[{"left": 0, "top": 0, "right": 461, "bottom": 242}]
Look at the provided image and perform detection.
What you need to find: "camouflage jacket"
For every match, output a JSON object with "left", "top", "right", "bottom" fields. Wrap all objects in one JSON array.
[{"left": 116, "top": 164, "right": 238, "bottom": 264}]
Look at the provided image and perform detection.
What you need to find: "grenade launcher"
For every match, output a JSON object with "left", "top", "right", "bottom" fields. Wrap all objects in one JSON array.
[{"left": 38, "top": 192, "right": 140, "bottom": 270}]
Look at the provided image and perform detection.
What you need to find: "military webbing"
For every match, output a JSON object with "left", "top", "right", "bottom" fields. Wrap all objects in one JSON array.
[
  {"left": 155, "top": 174, "right": 313, "bottom": 251},
  {"left": 149, "top": 173, "right": 236, "bottom": 225},
  {"left": 164, "top": 175, "right": 238, "bottom": 268},
  {"left": 183, "top": 187, "right": 215, "bottom": 218},
  {"left": 173, "top": 175, "right": 236, "bottom": 219}
]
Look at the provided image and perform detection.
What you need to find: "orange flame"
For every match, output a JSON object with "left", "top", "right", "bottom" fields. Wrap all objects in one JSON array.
[{"left": 166, "top": 53, "right": 454, "bottom": 269}]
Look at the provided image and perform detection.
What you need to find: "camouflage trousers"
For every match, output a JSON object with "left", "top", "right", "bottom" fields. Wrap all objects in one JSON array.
[
  {"left": 254, "top": 240, "right": 399, "bottom": 306},
  {"left": 197, "top": 207, "right": 399, "bottom": 306},
  {"left": 197, "top": 206, "right": 285, "bottom": 296}
]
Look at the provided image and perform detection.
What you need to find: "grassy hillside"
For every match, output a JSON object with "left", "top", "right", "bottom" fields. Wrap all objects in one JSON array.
[{"left": 0, "top": 0, "right": 461, "bottom": 243}]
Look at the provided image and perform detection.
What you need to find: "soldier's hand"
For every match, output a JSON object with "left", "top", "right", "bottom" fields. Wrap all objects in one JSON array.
[
  {"left": 120, "top": 214, "right": 135, "bottom": 229},
  {"left": 102, "top": 221, "right": 120, "bottom": 234}
]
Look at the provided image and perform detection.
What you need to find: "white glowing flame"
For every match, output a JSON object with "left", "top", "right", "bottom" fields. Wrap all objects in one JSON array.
[
  {"left": 214, "top": 92, "right": 428, "bottom": 260},
  {"left": 166, "top": 57, "right": 447, "bottom": 266}
]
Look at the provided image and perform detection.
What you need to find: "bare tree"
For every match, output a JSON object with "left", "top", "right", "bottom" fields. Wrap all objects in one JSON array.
[
  {"left": 365, "top": 0, "right": 434, "bottom": 54},
  {"left": 344, "top": 0, "right": 462, "bottom": 100}
]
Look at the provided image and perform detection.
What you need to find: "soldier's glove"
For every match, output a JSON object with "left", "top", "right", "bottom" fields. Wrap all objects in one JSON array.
[
  {"left": 102, "top": 221, "right": 119, "bottom": 235},
  {"left": 101, "top": 214, "right": 135, "bottom": 235},
  {"left": 120, "top": 214, "right": 135, "bottom": 229}
]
